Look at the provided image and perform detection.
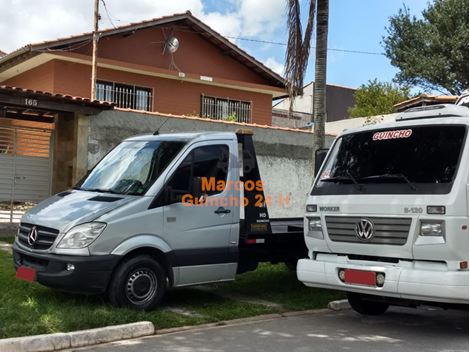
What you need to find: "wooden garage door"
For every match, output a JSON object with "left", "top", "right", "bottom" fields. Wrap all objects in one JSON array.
[{"left": 0, "top": 126, "right": 52, "bottom": 222}]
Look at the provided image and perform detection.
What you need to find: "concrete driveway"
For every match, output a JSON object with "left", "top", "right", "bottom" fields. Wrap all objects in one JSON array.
[{"left": 72, "top": 306, "right": 468, "bottom": 352}]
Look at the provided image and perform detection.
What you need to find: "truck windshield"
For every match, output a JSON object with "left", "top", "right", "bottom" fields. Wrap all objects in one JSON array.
[
  {"left": 76, "top": 140, "right": 185, "bottom": 195},
  {"left": 313, "top": 125, "right": 466, "bottom": 195}
]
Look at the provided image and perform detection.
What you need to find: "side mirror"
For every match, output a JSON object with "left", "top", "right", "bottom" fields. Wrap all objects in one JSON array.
[{"left": 314, "top": 148, "right": 329, "bottom": 176}]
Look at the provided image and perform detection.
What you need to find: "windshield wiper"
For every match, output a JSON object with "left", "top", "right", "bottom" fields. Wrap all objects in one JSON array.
[
  {"left": 321, "top": 171, "right": 363, "bottom": 191},
  {"left": 360, "top": 173, "right": 417, "bottom": 191},
  {"left": 346, "top": 171, "right": 363, "bottom": 191}
]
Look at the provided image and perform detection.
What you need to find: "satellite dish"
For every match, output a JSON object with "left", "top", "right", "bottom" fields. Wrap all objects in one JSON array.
[{"left": 165, "top": 37, "right": 179, "bottom": 54}]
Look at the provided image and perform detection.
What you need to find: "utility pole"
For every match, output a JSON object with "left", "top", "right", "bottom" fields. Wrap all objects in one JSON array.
[{"left": 90, "top": 0, "right": 100, "bottom": 100}]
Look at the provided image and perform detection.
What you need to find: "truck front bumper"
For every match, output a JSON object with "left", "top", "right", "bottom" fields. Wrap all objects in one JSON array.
[
  {"left": 13, "top": 244, "right": 121, "bottom": 294},
  {"left": 297, "top": 255, "right": 469, "bottom": 305}
]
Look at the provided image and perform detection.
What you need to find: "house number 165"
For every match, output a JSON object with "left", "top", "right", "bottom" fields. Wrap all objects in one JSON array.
[{"left": 25, "top": 98, "right": 38, "bottom": 106}]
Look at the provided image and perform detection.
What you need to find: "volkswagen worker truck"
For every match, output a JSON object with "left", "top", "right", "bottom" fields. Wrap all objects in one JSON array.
[{"left": 297, "top": 103, "right": 469, "bottom": 315}]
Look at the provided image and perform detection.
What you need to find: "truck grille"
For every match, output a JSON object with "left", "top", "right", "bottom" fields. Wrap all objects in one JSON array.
[
  {"left": 18, "top": 223, "right": 60, "bottom": 250},
  {"left": 325, "top": 216, "right": 412, "bottom": 246}
]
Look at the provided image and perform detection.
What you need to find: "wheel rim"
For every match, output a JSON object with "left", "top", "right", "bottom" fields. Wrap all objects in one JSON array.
[{"left": 125, "top": 268, "right": 158, "bottom": 305}]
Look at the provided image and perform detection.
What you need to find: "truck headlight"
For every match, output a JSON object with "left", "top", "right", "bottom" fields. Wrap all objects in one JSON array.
[
  {"left": 306, "top": 204, "right": 317, "bottom": 212},
  {"left": 57, "top": 222, "right": 106, "bottom": 249},
  {"left": 420, "top": 221, "right": 444, "bottom": 237},
  {"left": 307, "top": 217, "right": 323, "bottom": 239}
]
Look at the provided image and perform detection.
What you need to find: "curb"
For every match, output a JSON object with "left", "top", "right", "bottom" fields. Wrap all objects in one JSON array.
[
  {"left": 0, "top": 307, "right": 339, "bottom": 352},
  {"left": 328, "top": 299, "right": 351, "bottom": 311},
  {"left": 154, "top": 313, "right": 282, "bottom": 337},
  {"left": 0, "top": 322, "right": 155, "bottom": 352},
  {"left": 154, "top": 310, "right": 333, "bottom": 336}
]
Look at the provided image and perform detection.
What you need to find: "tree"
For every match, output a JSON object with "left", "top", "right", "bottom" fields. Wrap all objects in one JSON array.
[
  {"left": 284, "top": 0, "right": 315, "bottom": 110},
  {"left": 383, "top": 0, "right": 469, "bottom": 95},
  {"left": 348, "top": 79, "right": 410, "bottom": 118},
  {"left": 284, "top": 0, "right": 329, "bottom": 152}
]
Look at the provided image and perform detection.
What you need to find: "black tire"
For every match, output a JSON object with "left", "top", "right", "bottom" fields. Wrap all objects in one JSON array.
[
  {"left": 108, "top": 255, "right": 167, "bottom": 310},
  {"left": 347, "top": 292, "right": 389, "bottom": 315}
]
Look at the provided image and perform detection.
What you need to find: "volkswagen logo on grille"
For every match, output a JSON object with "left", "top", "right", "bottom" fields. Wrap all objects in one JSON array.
[
  {"left": 28, "top": 226, "right": 38, "bottom": 246},
  {"left": 355, "top": 219, "right": 374, "bottom": 240}
]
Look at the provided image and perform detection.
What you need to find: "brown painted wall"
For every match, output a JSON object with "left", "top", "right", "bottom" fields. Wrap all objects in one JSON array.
[
  {"left": 8, "top": 59, "right": 273, "bottom": 125},
  {"left": 4, "top": 23, "right": 279, "bottom": 125},
  {"left": 5, "top": 60, "right": 272, "bottom": 125},
  {"left": 74, "top": 25, "right": 270, "bottom": 86},
  {"left": 4, "top": 60, "right": 55, "bottom": 92},
  {"left": 52, "top": 60, "right": 91, "bottom": 98}
]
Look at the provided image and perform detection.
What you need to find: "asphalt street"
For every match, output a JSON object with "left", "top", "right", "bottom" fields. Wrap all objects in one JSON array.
[{"left": 73, "top": 306, "right": 469, "bottom": 352}]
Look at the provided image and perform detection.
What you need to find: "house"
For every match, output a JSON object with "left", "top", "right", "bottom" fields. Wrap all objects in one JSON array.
[
  {"left": 0, "top": 50, "right": 6, "bottom": 58},
  {"left": 272, "top": 81, "right": 356, "bottom": 129},
  {"left": 0, "top": 12, "right": 286, "bottom": 126},
  {"left": 393, "top": 94, "right": 458, "bottom": 112},
  {"left": 0, "top": 83, "right": 328, "bottom": 225},
  {"left": 0, "top": 12, "right": 290, "bottom": 224}
]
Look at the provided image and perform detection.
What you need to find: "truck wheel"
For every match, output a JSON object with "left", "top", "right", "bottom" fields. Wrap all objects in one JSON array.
[
  {"left": 347, "top": 292, "right": 389, "bottom": 315},
  {"left": 108, "top": 255, "right": 166, "bottom": 310}
]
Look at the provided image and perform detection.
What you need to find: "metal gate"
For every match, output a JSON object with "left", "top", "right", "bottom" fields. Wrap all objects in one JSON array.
[{"left": 0, "top": 126, "right": 53, "bottom": 223}]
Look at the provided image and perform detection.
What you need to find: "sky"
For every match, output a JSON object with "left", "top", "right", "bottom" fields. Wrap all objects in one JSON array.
[{"left": 0, "top": 0, "right": 430, "bottom": 89}]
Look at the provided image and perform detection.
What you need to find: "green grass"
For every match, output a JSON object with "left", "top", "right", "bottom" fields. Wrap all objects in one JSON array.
[
  {"left": 221, "top": 263, "right": 344, "bottom": 310},
  {"left": 0, "top": 251, "right": 342, "bottom": 339}
]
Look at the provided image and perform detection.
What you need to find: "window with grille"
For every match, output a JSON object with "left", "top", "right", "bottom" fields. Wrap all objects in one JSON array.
[
  {"left": 200, "top": 95, "right": 251, "bottom": 123},
  {"left": 96, "top": 80, "right": 153, "bottom": 111}
]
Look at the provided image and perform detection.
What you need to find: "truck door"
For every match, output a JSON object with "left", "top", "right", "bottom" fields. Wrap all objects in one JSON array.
[{"left": 160, "top": 141, "right": 238, "bottom": 285}]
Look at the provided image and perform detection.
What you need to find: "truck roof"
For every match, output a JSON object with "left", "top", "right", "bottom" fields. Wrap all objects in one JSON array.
[
  {"left": 124, "top": 131, "right": 237, "bottom": 143},
  {"left": 338, "top": 104, "right": 469, "bottom": 137}
]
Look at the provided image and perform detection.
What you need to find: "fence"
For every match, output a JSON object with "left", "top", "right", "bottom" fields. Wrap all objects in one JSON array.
[
  {"left": 201, "top": 95, "right": 252, "bottom": 123},
  {"left": 0, "top": 126, "right": 52, "bottom": 223},
  {"left": 96, "top": 81, "right": 153, "bottom": 111}
]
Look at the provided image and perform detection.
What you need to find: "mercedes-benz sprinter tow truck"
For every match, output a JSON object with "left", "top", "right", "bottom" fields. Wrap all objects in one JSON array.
[
  {"left": 13, "top": 130, "right": 306, "bottom": 310},
  {"left": 297, "top": 103, "right": 469, "bottom": 315}
]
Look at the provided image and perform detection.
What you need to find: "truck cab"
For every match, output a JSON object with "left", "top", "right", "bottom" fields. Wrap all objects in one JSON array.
[{"left": 297, "top": 104, "right": 469, "bottom": 314}]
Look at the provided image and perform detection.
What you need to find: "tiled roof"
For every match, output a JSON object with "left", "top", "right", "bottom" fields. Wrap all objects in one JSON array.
[
  {"left": 0, "top": 12, "right": 285, "bottom": 88},
  {"left": 0, "top": 85, "right": 114, "bottom": 108},
  {"left": 0, "top": 50, "right": 6, "bottom": 58},
  {"left": 394, "top": 94, "right": 458, "bottom": 112}
]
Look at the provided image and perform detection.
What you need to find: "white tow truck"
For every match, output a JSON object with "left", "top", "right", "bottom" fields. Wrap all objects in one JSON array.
[{"left": 297, "top": 103, "right": 469, "bottom": 314}]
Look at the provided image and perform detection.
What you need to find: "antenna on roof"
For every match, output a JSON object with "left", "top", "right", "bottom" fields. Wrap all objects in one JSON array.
[
  {"left": 164, "top": 36, "right": 179, "bottom": 54},
  {"left": 153, "top": 116, "right": 171, "bottom": 135},
  {"left": 161, "top": 28, "right": 182, "bottom": 72}
]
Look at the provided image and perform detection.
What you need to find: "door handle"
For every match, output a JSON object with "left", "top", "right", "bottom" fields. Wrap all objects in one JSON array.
[{"left": 214, "top": 207, "right": 231, "bottom": 215}]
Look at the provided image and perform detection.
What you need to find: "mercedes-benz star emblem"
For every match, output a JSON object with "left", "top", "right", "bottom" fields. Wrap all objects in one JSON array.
[
  {"left": 28, "top": 226, "right": 38, "bottom": 246},
  {"left": 355, "top": 219, "right": 374, "bottom": 240}
]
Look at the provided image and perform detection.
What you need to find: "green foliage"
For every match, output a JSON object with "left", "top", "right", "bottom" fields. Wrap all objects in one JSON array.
[
  {"left": 383, "top": 0, "right": 469, "bottom": 95},
  {"left": 348, "top": 79, "right": 410, "bottom": 118},
  {"left": 225, "top": 112, "right": 238, "bottom": 122}
]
